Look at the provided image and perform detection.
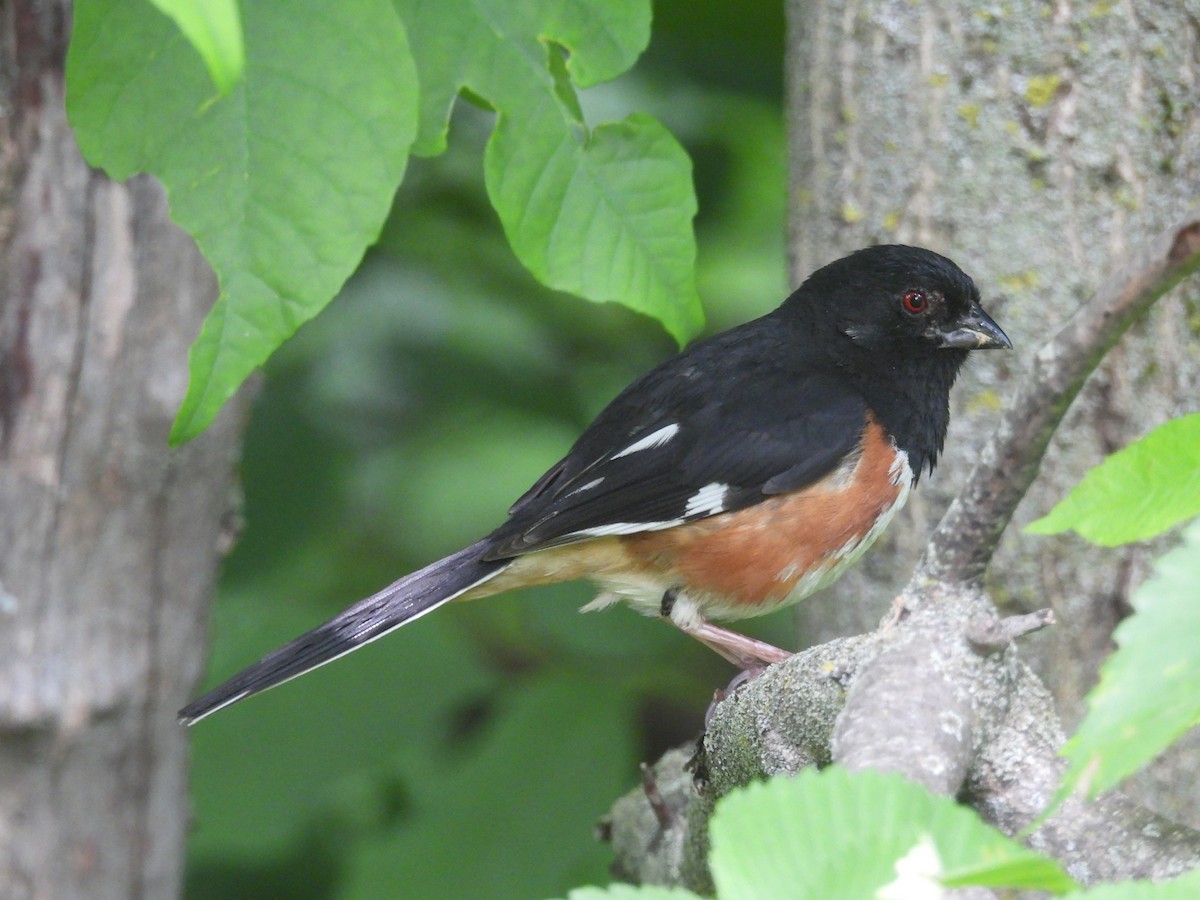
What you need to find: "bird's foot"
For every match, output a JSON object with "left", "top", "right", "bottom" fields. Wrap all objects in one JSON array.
[
  {"left": 704, "top": 666, "right": 767, "bottom": 727},
  {"left": 880, "top": 594, "right": 908, "bottom": 631},
  {"left": 660, "top": 591, "right": 790, "bottom": 728}
]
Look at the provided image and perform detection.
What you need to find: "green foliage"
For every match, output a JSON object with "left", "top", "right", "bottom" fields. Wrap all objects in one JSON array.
[
  {"left": 487, "top": 113, "right": 700, "bottom": 343},
  {"left": 188, "top": 558, "right": 651, "bottom": 898},
  {"left": 67, "top": 0, "right": 417, "bottom": 443},
  {"left": 339, "top": 676, "right": 638, "bottom": 897},
  {"left": 560, "top": 769, "right": 1200, "bottom": 898},
  {"left": 1028, "top": 412, "right": 1200, "bottom": 811},
  {"left": 403, "top": 0, "right": 650, "bottom": 155},
  {"left": 401, "top": 0, "right": 702, "bottom": 343},
  {"left": 565, "top": 768, "right": 1074, "bottom": 898},
  {"left": 67, "top": 0, "right": 701, "bottom": 443},
  {"left": 708, "top": 768, "right": 1074, "bottom": 899},
  {"left": 1055, "top": 518, "right": 1200, "bottom": 806},
  {"left": 1026, "top": 413, "right": 1200, "bottom": 545},
  {"left": 187, "top": 584, "right": 498, "bottom": 861},
  {"left": 143, "top": 0, "right": 244, "bottom": 93}
]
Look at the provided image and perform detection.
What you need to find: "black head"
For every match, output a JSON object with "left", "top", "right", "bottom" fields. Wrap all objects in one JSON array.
[
  {"left": 791, "top": 244, "right": 1010, "bottom": 356},
  {"left": 783, "top": 245, "right": 1011, "bottom": 478}
]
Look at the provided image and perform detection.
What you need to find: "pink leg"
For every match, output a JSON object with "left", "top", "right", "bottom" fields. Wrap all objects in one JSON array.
[
  {"left": 658, "top": 589, "right": 791, "bottom": 669},
  {"left": 677, "top": 619, "right": 792, "bottom": 669}
]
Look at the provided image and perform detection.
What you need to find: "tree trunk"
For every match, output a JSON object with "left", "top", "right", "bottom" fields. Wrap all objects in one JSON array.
[
  {"left": 0, "top": 3, "right": 248, "bottom": 896},
  {"left": 786, "top": 0, "right": 1200, "bottom": 823}
]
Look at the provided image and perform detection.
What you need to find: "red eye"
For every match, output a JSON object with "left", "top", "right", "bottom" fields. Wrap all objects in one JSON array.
[{"left": 902, "top": 290, "right": 928, "bottom": 315}]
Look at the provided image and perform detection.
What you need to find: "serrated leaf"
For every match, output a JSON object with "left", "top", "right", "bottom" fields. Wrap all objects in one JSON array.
[
  {"left": 1054, "top": 519, "right": 1200, "bottom": 807},
  {"left": 708, "top": 768, "right": 1076, "bottom": 900},
  {"left": 67, "top": 0, "right": 416, "bottom": 442},
  {"left": 398, "top": 0, "right": 703, "bottom": 343},
  {"left": 144, "top": 0, "right": 244, "bottom": 93},
  {"left": 1065, "top": 867, "right": 1200, "bottom": 899},
  {"left": 1027, "top": 414, "right": 1200, "bottom": 546}
]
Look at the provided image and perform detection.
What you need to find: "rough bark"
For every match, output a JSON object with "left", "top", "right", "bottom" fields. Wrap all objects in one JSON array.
[
  {"left": 602, "top": 0, "right": 1200, "bottom": 890},
  {"left": 0, "top": 3, "right": 248, "bottom": 897}
]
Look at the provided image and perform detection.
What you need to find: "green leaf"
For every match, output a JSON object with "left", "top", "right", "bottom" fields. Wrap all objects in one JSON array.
[
  {"left": 66, "top": 0, "right": 417, "bottom": 442},
  {"left": 1065, "top": 867, "right": 1200, "bottom": 899},
  {"left": 1026, "top": 414, "right": 1200, "bottom": 546},
  {"left": 487, "top": 113, "right": 700, "bottom": 343},
  {"left": 398, "top": 0, "right": 703, "bottom": 343},
  {"left": 708, "top": 768, "right": 1076, "bottom": 900},
  {"left": 402, "top": 0, "right": 650, "bottom": 155},
  {"left": 143, "top": 0, "right": 244, "bottom": 93},
  {"left": 1055, "top": 518, "right": 1200, "bottom": 806}
]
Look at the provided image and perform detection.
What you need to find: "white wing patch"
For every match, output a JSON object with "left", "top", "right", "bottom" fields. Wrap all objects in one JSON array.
[
  {"left": 684, "top": 482, "right": 729, "bottom": 518},
  {"left": 568, "top": 481, "right": 730, "bottom": 543},
  {"left": 612, "top": 423, "right": 679, "bottom": 459},
  {"left": 575, "top": 518, "right": 684, "bottom": 539},
  {"left": 565, "top": 476, "right": 605, "bottom": 497}
]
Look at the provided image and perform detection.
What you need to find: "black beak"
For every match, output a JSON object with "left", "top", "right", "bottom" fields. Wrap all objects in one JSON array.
[{"left": 936, "top": 303, "right": 1012, "bottom": 350}]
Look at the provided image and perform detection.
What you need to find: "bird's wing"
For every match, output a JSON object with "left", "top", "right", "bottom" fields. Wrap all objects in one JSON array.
[{"left": 486, "top": 326, "right": 868, "bottom": 559}]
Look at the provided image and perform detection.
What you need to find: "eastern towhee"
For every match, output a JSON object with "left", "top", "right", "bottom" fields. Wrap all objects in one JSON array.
[{"left": 180, "top": 245, "right": 1011, "bottom": 725}]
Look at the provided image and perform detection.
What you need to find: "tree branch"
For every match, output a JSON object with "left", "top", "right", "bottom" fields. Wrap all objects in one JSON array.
[{"left": 917, "top": 213, "right": 1200, "bottom": 587}]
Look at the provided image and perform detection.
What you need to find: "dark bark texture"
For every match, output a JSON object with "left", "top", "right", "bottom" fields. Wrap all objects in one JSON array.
[{"left": 0, "top": 2, "right": 248, "bottom": 896}]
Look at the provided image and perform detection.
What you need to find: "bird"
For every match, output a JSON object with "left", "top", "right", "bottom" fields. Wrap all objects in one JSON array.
[{"left": 179, "top": 244, "right": 1011, "bottom": 725}]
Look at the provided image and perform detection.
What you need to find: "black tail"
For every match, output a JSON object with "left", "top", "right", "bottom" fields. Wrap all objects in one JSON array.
[{"left": 178, "top": 539, "right": 508, "bottom": 725}]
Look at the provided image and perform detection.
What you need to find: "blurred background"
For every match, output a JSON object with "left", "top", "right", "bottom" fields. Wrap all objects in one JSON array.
[{"left": 184, "top": 2, "right": 793, "bottom": 896}]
